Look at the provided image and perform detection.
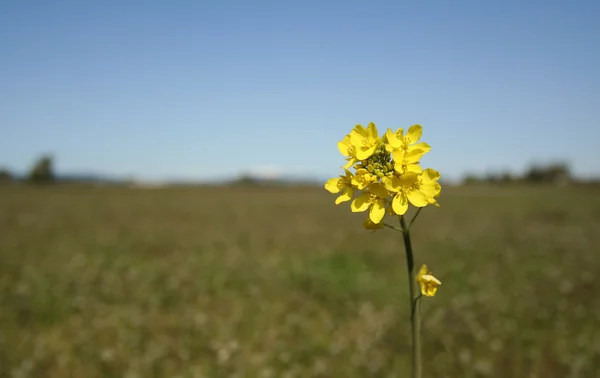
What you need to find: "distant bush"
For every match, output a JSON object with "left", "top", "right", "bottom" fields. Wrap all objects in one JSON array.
[
  {"left": 524, "top": 162, "right": 570, "bottom": 185},
  {"left": 27, "top": 155, "right": 55, "bottom": 184},
  {"left": 0, "top": 168, "right": 13, "bottom": 184},
  {"left": 462, "top": 162, "right": 573, "bottom": 186}
]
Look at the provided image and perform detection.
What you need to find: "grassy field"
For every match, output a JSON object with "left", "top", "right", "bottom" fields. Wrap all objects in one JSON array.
[{"left": 1, "top": 184, "right": 599, "bottom": 377}]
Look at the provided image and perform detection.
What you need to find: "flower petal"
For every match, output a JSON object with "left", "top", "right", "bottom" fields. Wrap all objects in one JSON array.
[
  {"left": 419, "top": 274, "right": 441, "bottom": 297},
  {"left": 343, "top": 157, "right": 357, "bottom": 169},
  {"left": 417, "top": 264, "right": 429, "bottom": 280},
  {"left": 356, "top": 146, "right": 376, "bottom": 160},
  {"left": 420, "top": 182, "right": 441, "bottom": 200},
  {"left": 349, "top": 130, "right": 364, "bottom": 148},
  {"left": 408, "top": 142, "right": 431, "bottom": 154},
  {"left": 367, "top": 122, "right": 378, "bottom": 140},
  {"left": 369, "top": 182, "right": 389, "bottom": 198},
  {"left": 406, "top": 125, "right": 422, "bottom": 144},
  {"left": 392, "top": 193, "right": 409, "bottom": 215},
  {"left": 405, "top": 148, "right": 427, "bottom": 164},
  {"left": 337, "top": 135, "right": 352, "bottom": 156},
  {"left": 352, "top": 124, "right": 367, "bottom": 137},
  {"left": 422, "top": 168, "right": 440, "bottom": 182},
  {"left": 385, "top": 128, "right": 402, "bottom": 149},
  {"left": 351, "top": 193, "right": 371, "bottom": 212},
  {"left": 335, "top": 187, "right": 353, "bottom": 204},
  {"left": 407, "top": 189, "right": 429, "bottom": 207},
  {"left": 324, "top": 178, "right": 341, "bottom": 193},
  {"left": 406, "top": 163, "right": 423, "bottom": 173},
  {"left": 363, "top": 216, "right": 384, "bottom": 230},
  {"left": 369, "top": 199, "right": 386, "bottom": 223},
  {"left": 383, "top": 176, "right": 402, "bottom": 192},
  {"left": 400, "top": 172, "right": 419, "bottom": 187},
  {"left": 391, "top": 148, "right": 405, "bottom": 163}
]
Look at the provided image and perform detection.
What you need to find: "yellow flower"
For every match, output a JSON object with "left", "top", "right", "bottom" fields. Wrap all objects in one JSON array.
[
  {"left": 350, "top": 122, "right": 381, "bottom": 160},
  {"left": 385, "top": 125, "right": 431, "bottom": 174},
  {"left": 338, "top": 134, "right": 359, "bottom": 169},
  {"left": 363, "top": 216, "right": 385, "bottom": 230},
  {"left": 351, "top": 168, "right": 378, "bottom": 190},
  {"left": 383, "top": 169, "right": 442, "bottom": 215},
  {"left": 416, "top": 264, "right": 441, "bottom": 297},
  {"left": 391, "top": 148, "right": 426, "bottom": 174},
  {"left": 385, "top": 125, "right": 431, "bottom": 154},
  {"left": 420, "top": 168, "right": 442, "bottom": 205},
  {"left": 324, "top": 169, "right": 355, "bottom": 204},
  {"left": 350, "top": 182, "right": 389, "bottom": 224}
]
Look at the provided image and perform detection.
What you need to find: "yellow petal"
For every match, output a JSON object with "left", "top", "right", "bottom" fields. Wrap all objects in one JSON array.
[
  {"left": 343, "top": 157, "right": 357, "bottom": 169},
  {"left": 406, "top": 163, "right": 423, "bottom": 174},
  {"left": 351, "top": 193, "right": 371, "bottom": 212},
  {"left": 405, "top": 148, "right": 427, "bottom": 164},
  {"left": 407, "top": 189, "right": 429, "bottom": 207},
  {"left": 417, "top": 264, "right": 429, "bottom": 279},
  {"left": 422, "top": 168, "right": 440, "bottom": 182},
  {"left": 406, "top": 125, "right": 422, "bottom": 144},
  {"left": 367, "top": 122, "right": 378, "bottom": 140},
  {"left": 391, "top": 148, "right": 405, "bottom": 163},
  {"left": 383, "top": 176, "right": 402, "bottom": 192},
  {"left": 355, "top": 146, "right": 376, "bottom": 160},
  {"left": 408, "top": 142, "right": 431, "bottom": 154},
  {"left": 335, "top": 187, "right": 353, "bottom": 204},
  {"left": 400, "top": 172, "right": 419, "bottom": 186},
  {"left": 392, "top": 193, "right": 409, "bottom": 215},
  {"left": 420, "top": 182, "right": 441, "bottom": 200},
  {"left": 368, "top": 183, "right": 388, "bottom": 199},
  {"left": 337, "top": 135, "right": 351, "bottom": 156},
  {"left": 363, "top": 216, "right": 384, "bottom": 230},
  {"left": 420, "top": 274, "right": 441, "bottom": 297},
  {"left": 385, "top": 128, "right": 402, "bottom": 149},
  {"left": 369, "top": 199, "right": 386, "bottom": 223},
  {"left": 416, "top": 264, "right": 441, "bottom": 297},
  {"left": 324, "top": 178, "right": 341, "bottom": 193},
  {"left": 352, "top": 124, "right": 367, "bottom": 136},
  {"left": 349, "top": 130, "right": 364, "bottom": 148}
]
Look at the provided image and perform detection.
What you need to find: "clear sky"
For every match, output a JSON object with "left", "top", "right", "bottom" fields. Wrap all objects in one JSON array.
[{"left": 1, "top": 0, "right": 599, "bottom": 182}]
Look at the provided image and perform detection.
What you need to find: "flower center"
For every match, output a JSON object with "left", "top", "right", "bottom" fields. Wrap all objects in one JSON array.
[{"left": 356, "top": 144, "right": 394, "bottom": 178}]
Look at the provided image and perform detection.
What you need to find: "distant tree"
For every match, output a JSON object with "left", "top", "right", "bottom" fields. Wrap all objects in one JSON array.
[
  {"left": 0, "top": 168, "right": 13, "bottom": 184},
  {"left": 233, "top": 174, "right": 260, "bottom": 186},
  {"left": 484, "top": 172, "right": 500, "bottom": 184},
  {"left": 499, "top": 171, "right": 514, "bottom": 184},
  {"left": 27, "top": 155, "right": 55, "bottom": 184},
  {"left": 462, "top": 174, "right": 480, "bottom": 185},
  {"left": 524, "top": 162, "right": 571, "bottom": 185}
]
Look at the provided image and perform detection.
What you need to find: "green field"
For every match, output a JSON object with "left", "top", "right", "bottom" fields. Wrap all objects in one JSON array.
[{"left": 1, "top": 184, "right": 599, "bottom": 377}]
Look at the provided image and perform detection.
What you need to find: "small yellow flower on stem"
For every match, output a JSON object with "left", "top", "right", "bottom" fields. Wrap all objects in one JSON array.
[
  {"left": 350, "top": 182, "right": 389, "bottom": 224},
  {"left": 383, "top": 169, "right": 442, "bottom": 215},
  {"left": 391, "top": 148, "right": 428, "bottom": 174},
  {"left": 363, "top": 216, "right": 385, "bottom": 230},
  {"left": 416, "top": 264, "right": 441, "bottom": 297},
  {"left": 385, "top": 125, "right": 431, "bottom": 154},
  {"left": 420, "top": 168, "right": 442, "bottom": 205},
  {"left": 350, "top": 122, "right": 381, "bottom": 160},
  {"left": 324, "top": 169, "right": 355, "bottom": 204},
  {"left": 338, "top": 134, "right": 359, "bottom": 169},
  {"left": 351, "top": 168, "right": 379, "bottom": 190}
]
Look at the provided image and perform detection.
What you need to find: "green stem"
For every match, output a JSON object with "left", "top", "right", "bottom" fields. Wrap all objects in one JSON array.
[
  {"left": 400, "top": 215, "right": 421, "bottom": 378},
  {"left": 384, "top": 223, "right": 405, "bottom": 232},
  {"left": 408, "top": 207, "right": 423, "bottom": 230}
]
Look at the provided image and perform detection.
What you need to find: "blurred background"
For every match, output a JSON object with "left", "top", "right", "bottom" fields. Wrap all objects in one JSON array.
[{"left": 1, "top": 1, "right": 599, "bottom": 377}]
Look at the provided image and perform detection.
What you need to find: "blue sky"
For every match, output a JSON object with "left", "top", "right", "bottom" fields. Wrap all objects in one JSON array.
[{"left": 1, "top": 0, "right": 599, "bottom": 182}]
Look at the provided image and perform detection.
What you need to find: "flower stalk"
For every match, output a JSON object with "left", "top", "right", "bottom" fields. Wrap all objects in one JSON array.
[
  {"left": 400, "top": 215, "right": 422, "bottom": 378},
  {"left": 325, "top": 121, "right": 442, "bottom": 377}
]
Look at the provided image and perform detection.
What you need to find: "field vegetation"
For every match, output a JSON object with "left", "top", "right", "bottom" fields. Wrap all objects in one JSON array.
[{"left": 1, "top": 184, "right": 599, "bottom": 377}]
